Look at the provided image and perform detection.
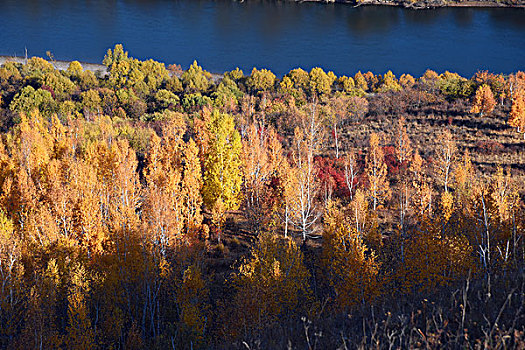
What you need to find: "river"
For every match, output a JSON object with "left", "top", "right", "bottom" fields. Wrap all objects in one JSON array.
[{"left": 0, "top": 0, "right": 524, "bottom": 77}]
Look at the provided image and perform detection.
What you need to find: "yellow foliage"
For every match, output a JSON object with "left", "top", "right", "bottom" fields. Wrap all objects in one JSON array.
[
  {"left": 377, "top": 70, "right": 402, "bottom": 93},
  {"left": 322, "top": 201, "right": 379, "bottom": 310},
  {"left": 399, "top": 223, "right": 468, "bottom": 294},
  {"left": 354, "top": 71, "right": 368, "bottom": 91},
  {"left": 509, "top": 88, "right": 525, "bottom": 135},
  {"left": 177, "top": 264, "right": 209, "bottom": 345},
  {"left": 399, "top": 73, "right": 415, "bottom": 88},
  {"left": 440, "top": 191, "right": 454, "bottom": 223},
  {"left": 308, "top": 67, "right": 335, "bottom": 96},
  {"left": 247, "top": 67, "right": 276, "bottom": 92},
  {"left": 66, "top": 263, "right": 95, "bottom": 350},
  {"left": 491, "top": 166, "right": 519, "bottom": 222},
  {"left": 454, "top": 149, "right": 474, "bottom": 194},
  {"left": 434, "top": 129, "right": 456, "bottom": 193},
  {"left": 182, "top": 138, "right": 203, "bottom": 237},
  {"left": 67, "top": 61, "right": 83, "bottom": 76},
  {"left": 366, "top": 133, "right": 390, "bottom": 211},
  {"left": 232, "top": 233, "right": 312, "bottom": 331},
  {"left": 288, "top": 68, "right": 309, "bottom": 90}
]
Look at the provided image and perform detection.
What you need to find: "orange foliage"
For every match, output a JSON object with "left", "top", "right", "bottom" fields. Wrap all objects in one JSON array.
[
  {"left": 509, "top": 88, "right": 525, "bottom": 136},
  {"left": 470, "top": 84, "right": 496, "bottom": 117}
]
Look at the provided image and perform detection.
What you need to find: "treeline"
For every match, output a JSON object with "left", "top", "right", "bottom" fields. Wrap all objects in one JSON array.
[{"left": 0, "top": 45, "right": 524, "bottom": 349}]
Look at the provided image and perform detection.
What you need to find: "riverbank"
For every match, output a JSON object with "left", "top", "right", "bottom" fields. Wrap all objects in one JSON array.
[
  {"left": 299, "top": 0, "right": 525, "bottom": 9},
  {"left": 0, "top": 55, "right": 108, "bottom": 77},
  {"left": 0, "top": 55, "right": 227, "bottom": 82}
]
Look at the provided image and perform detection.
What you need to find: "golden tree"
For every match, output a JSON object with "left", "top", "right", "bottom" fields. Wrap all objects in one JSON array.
[
  {"left": 0, "top": 210, "right": 26, "bottom": 347},
  {"left": 231, "top": 233, "right": 312, "bottom": 332},
  {"left": 181, "top": 60, "right": 211, "bottom": 93},
  {"left": 70, "top": 160, "right": 105, "bottom": 256},
  {"left": 470, "top": 84, "right": 496, "bottom": 117},
  {"left": 308, "top": 67, "right": 336, "bottom": 96},
  {"left": 365, "top": 133, "right": 390, "bottom": 211},
  {"left": 434, "top": 129, "right": 456, "bottom": 193},
  {"left": 509, "top": 88, "right": 525, "bottom": 138},
  {"left": 377, "top": 70, "right": 402, "bottom": 93},
  {"left": 399, "top": 73, "right": 415, "bottom": 88},
  {"left": 202, "top": 110, "right": 243, "bottom": 242},
  {"left": 95, "top": 138, "right": 141, "bottom": 234},
  {"left": 143, "top": 133, "right": 184, "bottom": 255},
  {"left": 19, "top": 260, "right": 62, "bottom": 349},
  {"left": 242, "top": 124, "right": 284, "bottom": 235},
  {"left": 321, "top": 201, "right": 379, "bottom": 310},
  {"left": 65, "top": 263, "right": 95, "bottom": 350},
  {"left": 246, "top": 67, "right": 276, "bottom": 93},
  {"left": 354, "top": 71, "right": 368, "bottom": 92},
  {"left": 453, "top": 149, "right": 475, "bottom": 212},
  {"left": 182, "top": 138, "right": 204, "bottom": 237},
  {"left": 490, "top": 166, "right": 519, "bottom": 224},
  {"left": 176, "top": 264, "right": 209, "bottom": 347}
]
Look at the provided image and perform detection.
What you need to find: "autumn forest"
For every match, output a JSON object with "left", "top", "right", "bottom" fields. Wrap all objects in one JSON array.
[{"left": 0, "top": 45, "right": 524, "bottom": 349}]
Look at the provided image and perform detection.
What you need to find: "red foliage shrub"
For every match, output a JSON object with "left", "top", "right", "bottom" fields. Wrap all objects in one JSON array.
[
  {"left": 382, "top": 145, "right": 400, "bottom": 177},
  {"left": 315, "top": 156, "right": 350, "bottom": 199}
]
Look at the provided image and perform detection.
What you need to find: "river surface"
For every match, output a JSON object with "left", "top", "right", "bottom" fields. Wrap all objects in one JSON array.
[{"left": 0, "top": 0, "right": 524, "bottom": 77}]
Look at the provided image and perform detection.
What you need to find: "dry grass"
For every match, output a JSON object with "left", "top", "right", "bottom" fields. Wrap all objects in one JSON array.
[{"left": 337, "top": 95, "right": 525, "bottom": 190}]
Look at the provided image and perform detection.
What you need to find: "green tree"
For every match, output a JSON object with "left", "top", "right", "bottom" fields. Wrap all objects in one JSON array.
[
  {"left": 42, "top": 71, "right": 77, "bottom": 101},
  {"left": 212, "top": 76, "right": 243, "bottom": 111},
  {"left": 20, "top": 57, "right": 54, "bottom": 82}
]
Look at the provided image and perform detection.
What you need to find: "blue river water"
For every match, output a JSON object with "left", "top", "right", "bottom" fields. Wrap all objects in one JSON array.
[{"left": 0, "top": 0, "right": 524, "bottom": 77}]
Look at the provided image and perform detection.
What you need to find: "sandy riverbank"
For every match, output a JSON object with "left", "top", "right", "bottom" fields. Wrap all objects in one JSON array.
[
  {"left": 0, "top": 55, "right": 230, "bottom": 82},
  {"left": 0, "top": 56, "right": 108, "bottom": 76}
]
